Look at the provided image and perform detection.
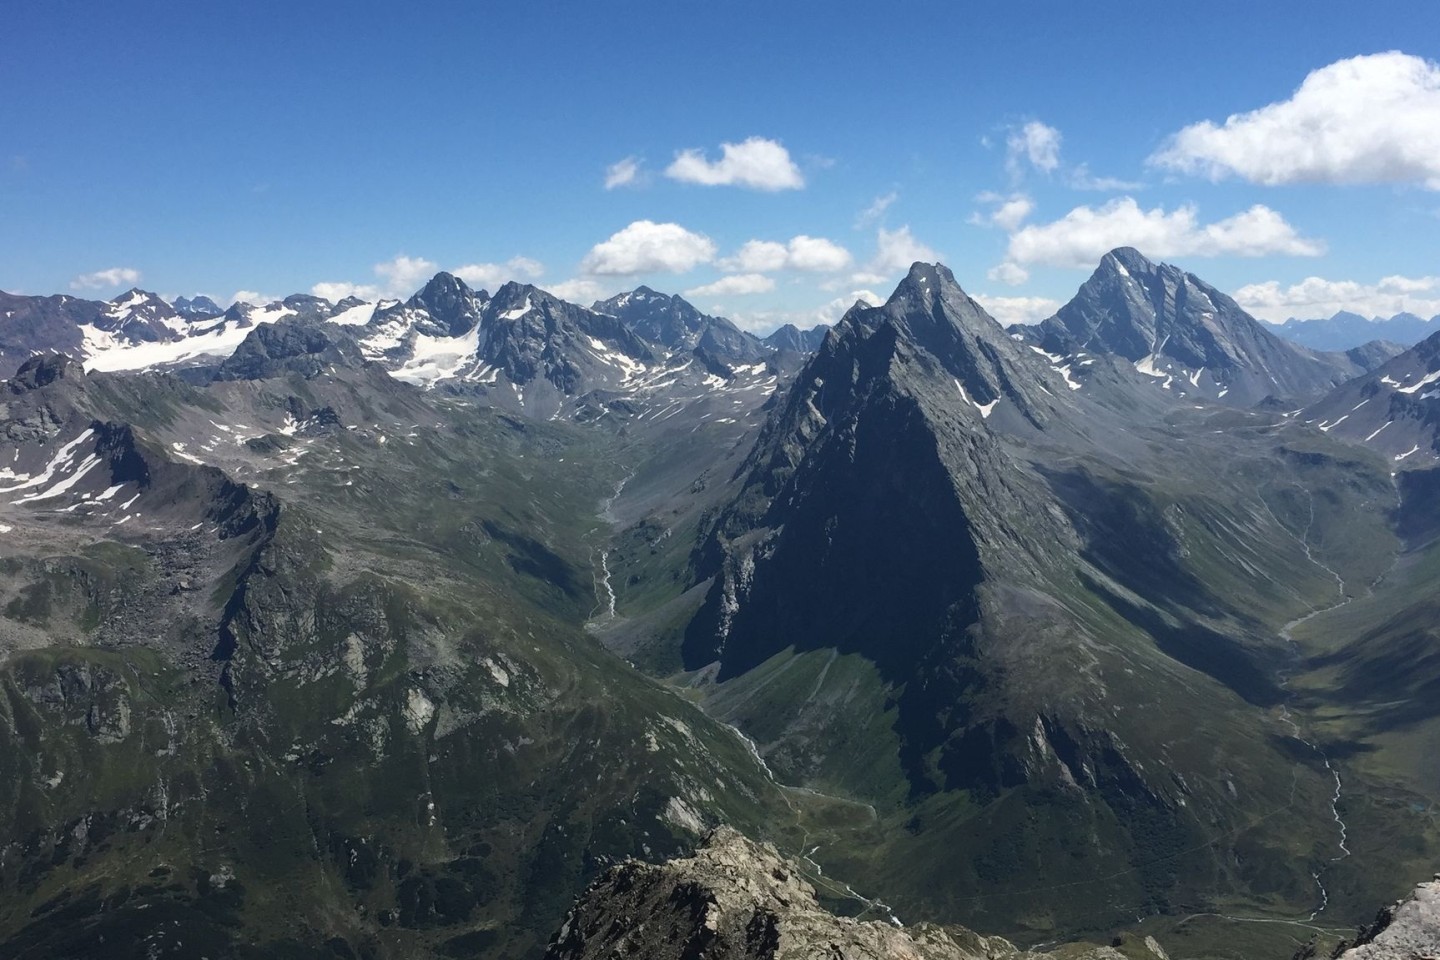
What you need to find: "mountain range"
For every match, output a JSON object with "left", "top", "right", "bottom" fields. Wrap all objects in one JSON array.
[
  {"left": 2, "top": 248, "right": 1440, "bottom": 959},
  {"left": 1272, "top": 310, "right": 1440, "bottom": 353}
]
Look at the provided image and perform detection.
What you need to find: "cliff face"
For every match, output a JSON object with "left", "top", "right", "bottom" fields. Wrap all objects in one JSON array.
[
  {"left": 544, "top": 827, "right": 1169, "bottom": 960},
  {"left": 1331, "top": 877, "right": 1440, "bottom": 959}
]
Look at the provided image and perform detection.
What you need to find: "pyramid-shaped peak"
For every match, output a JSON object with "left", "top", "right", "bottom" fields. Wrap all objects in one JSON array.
[
  {"left": 901, "top": 261, "right": 957, "bottom": 288},
  {"left": 1102, "top": 247, "right": 1154, "bottom": 270},
  {"left": 111, "top": 287, "right": 165, "bottom": 306},
  {"left": 415, "top": 271, "right": 477, "bottom": 299}
]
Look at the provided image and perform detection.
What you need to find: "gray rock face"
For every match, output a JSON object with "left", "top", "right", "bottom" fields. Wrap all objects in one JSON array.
[
  {"left": 1016, "top": 248, "right": 1397, "bottom": 406},
  {"left": 213, "top": 316, "right": 367, "bottom": 381},
  {"left": 0, "top": 291, "right": 96, "bottom": 378},
  {"left": 1333, "top": 877, "right": 1440, "bottom": 959},
  {"left": 763, "top": 322, "right": 828, "bottom": 355},
  {"left": 594, "top": 286, "right": 770, "bottom": 365},
  {"left": 545, "top": 827, "right": 1151, "bottom": 960},
  {"left": 173, "top": 295, "right": 224, "bottom": 319},
  {"left": 1303, "top": 328, "right": 1440, "bottom": 468}
]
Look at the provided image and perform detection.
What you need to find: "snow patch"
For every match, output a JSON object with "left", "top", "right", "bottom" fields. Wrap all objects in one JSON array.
[
  {"left": 1397, "top": 368, "right": 1440, "bottom": 395},
  {"left": 499, "top": 296, "right": 532, "bottom": 321}
]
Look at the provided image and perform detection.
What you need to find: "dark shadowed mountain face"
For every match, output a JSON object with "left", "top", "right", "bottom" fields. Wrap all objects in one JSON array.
[
  {"left": 762, "top": 322, "right": 828, "bottom": 354},
  {"left": 1014, "top": 247, "right": 1399, "bottom": 406},
  {"left": 613, "top": 262, "right": 1430, "bottom": 941}
]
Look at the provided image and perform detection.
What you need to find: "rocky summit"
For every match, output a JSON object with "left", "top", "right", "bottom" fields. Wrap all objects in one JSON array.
[{"left": 546, "top": 827, "right": 1170, "bottom": 960}]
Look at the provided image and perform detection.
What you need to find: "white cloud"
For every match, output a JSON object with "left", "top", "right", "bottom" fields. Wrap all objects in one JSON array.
[
  {"left": 664, "top": 136, "right": 805, "bottom": 190},
  {"left": 1234, "top": 274, "right": 1440, "bottom": 322},
  {"left": 818, "top": 289, "right": 884, "bottom": 323},
  {"left": 846, "top": 271, "right": 889, "bottom": 287},
  {"left": 683, "top": 274, "right": 776, "bottom": 298},
  {"left": 721, "top": 240, "right": 790, "bottom": 273},
  {"left": 722, "top": 236, "right": 852, "bottom": 273},
  {"left": 580, "top": 220, "right": 717, "bottom": 275},
  {"left": 311, "top": 281, "right": 372, "bottom": 302},
  {"left": 604, "top": 156, "right": 643, "bottom": 189},
  {"left": 727, "top": 289, "right": 884, "bottom": 335},
  {"left": 869, "top": 225, "right": 939, "bottom": 274},
  {"left": 312, "top": 253, "right": 542, "bottom": 303},
  {"left": 786, "top": 236, "right": 853, "bottom": 272},
  {"left": 1007, "top": 121, "right": 1062, "bottom": 175},
  {"left": 230, "top": 290, "right": 280, "bottom": 306},
  {"left": 1004, "top": 197, "right": 1324, "bottom": 268},
  {"left": 970, "top": 191, "right": 1035, "bottom": 231},
  {"left": 986, "top": 262, "right": 1030, "bottom": 286},
  {"left": 1151, "top": 51, "right": 1440, "bottom": 189},
  {"left": 972, "top": 295, "right": 1061, "bottom": 326},
  {"left": 545, "top": 278, "right": 621, "bottom": 304},
  {"left": 855, "top": 190, "right": 898, "bottom": 228},
  {"left": 375, "top": 255, "right": 439, "bottom": 294},
  {"left": 452, "top": 256, "right": 544, "bottom": 290},
  {"left": 71, "top": 267, "right": 141, "bottom": 290},
  {"left": 1067, "top": 164, "right": 1144, "bottom": 192}
]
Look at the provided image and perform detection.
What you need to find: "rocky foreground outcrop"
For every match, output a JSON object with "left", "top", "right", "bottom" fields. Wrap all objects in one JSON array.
[
  {"left": 544, "top": 827, "right": 1169, "bottom": 960},
  {"left": 1331, "top": 876, "right": 1440, "bottom": 959}
]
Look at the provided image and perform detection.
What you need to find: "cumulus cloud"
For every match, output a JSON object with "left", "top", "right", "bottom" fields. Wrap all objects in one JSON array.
[
  {"left": 311, "top": 281, "right": 368, "bottom": 302},
  {"left": 1067, "top": 164, "right": 1144, "bottom": 191},
  {"left": 580, "top": 220, "right": 717, "bottom": 275},
  {"left": 313, "top": 253, "right": 543, "bottom": 302},
  {"left": 545, "top": 278, "right": 622, "bottom": 304},
  {"left": 1234, "top": 274, "right": 1440, "bottom": 322},
  {"left": 730, "top": 289, "right": 885, "bottom": 334},
  {"left": 721, "top": 235, "right": 852, "bottom": 273},
  {"left": 453, "top": 256, "right": 544, "bottom": 289},
  {"left": 604, "top": 156, "right": 643, "bottom": 189},
  {"left": 1007, "top": 121, "right": 1062, "bottom": 175},
  {"left": 375, "top": 255, "right": 439, "bottom": 293},
  {"left": 1002, "top": 197, "right": 1324, "bottom": 269},
  {"left": 683, "top": 274, "right": 776, "bottom": 298},
  {"left": 787, "top": 236, "right": 853, "bottom": 272},
  {"left": 869, "top": 225, "right": 940, "bottom": 274},
  {"left": 722, "top": 240, "right": 789, "bottom": 273},
  {"left": 1151, "top": 52, "right": 1440, "bottom": 189},
  {"left": 665, "top": 137, "right": 805, "bottom": 191},
  {"left": 230, "top": 290, "right": 281, "bottom": 306},
  {"left": 972, "top": 295, "right": 1061, "bottom": 326},
  {"left": 855, "top": 190, "right": 898, "bottom": 228},
  {"left": 986, "top": 262, "right": 1030, "bottom": 286},
  {"left": 71, "top": 267, "right": 141, "bottom": 290},
  {"left": 970, "top": 191, "right": 1035, "bottom": 231},
  {"left": 311, "top": 255, "right": 438, "bottom": 301},
  {"left": 815, "top": 289, "right": 885, "bottom": 324}
]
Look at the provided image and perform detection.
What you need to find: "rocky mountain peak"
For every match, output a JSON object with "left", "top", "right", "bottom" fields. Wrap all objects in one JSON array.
[
  {"left": 546, "top": 826, "right": 1160, "bottom": 960},
  {"left": 214, "top": 317, "right": 366, "bottom": 381},
  {"left": 9, "top": 353, "right": 84, "bottom": 393},
  {"left": 1015, "top": 248, "right": 1392, "bottom": 406},
  {"left": 172, "top": 294, "right": 224, "bottom": 319},
  {"left": 762, "top": 322, "right": 828, "bottom": 354},
  {"left": 592, "top": 285, "right": 769, "bottom": 364},
  {"left": 279, "top": 293, "right": 334, "bottom": 318},
  {"left": 407, "top": 271, "right": 487, "bottom": 337}
]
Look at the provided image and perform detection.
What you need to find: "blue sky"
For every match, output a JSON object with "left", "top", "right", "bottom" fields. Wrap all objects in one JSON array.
[{"left": 4, "top": 1, "right": 1440, "bottom": 330}]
